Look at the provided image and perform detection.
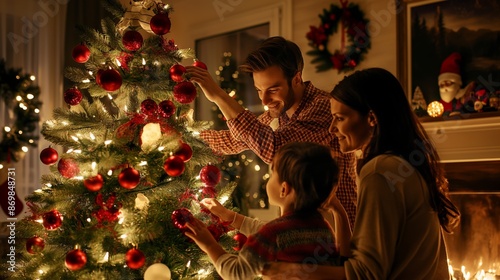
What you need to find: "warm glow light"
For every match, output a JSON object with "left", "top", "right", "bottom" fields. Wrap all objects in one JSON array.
[
  {"left": 263, "top": 105, "right": 269, "bottom": 111},
  {"left": 4, "top": 126, "right": 11, "bottom": 132},
  {"left": 16, "top": 95, "right": 22, "bottom": 101},
  {"left": 104, "top": 140, "right": 112, "bottom": 145},
  {"left": 30, "top": 75, "right": 35, "bottom": 81},
  {"left": 21, "top": 146, "right": 28, "bottom": 152},
  {"left": 27, "top": 94, "right": 34, "bottom": 99},
  {"left": 108, "top": 93, "right": 113, "bottom": 100},
  {"left": 219, "top": 195, "right": 229, "bottom": 204},
  {"left": 92, "top": 162, "right": 97, "bottom": 170},
  {"left": 254, "top": 164, "right": 261, "bottom": 171},
  {"left": 90, "top": 132, "right": 96, "bottom": 140},
  {"left": 115, "top": 58, "right": 121, "bottom": 67},
  {"left": 120, "top": 234, "right": 127, "bottom": 239},
  {"left": 71, "top": 136, "right": 79, "bottom": 142},
  {"left": 82, "top": 79, "right": 90, "bottom": 83},
  {"left": 107, "top": 170, "right": 113, "bottom": 176},
  {"left": 0, "top": 164, "right": 3, "bottom": 169},
  {"left": 142, "top": 58, "right": 146, "bottom": 65},
  {"left": 87, "top": 218, "right": 91, "bottom": 222},
  {"left": 427, "top": 101, "right": 444, "bottom": 117},
  {"left": 34, "top": 108, "right": 40, "bottom": 113},
  {"left": 66, "top": 148, "right": 74, "bottom": 153},
  {"left": 139, "top": 161, "right": 148, "bottom": 166}
]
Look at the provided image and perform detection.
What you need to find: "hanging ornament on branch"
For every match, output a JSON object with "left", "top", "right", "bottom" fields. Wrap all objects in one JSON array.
[{"left": 306, "top": 0, "right": 371, "bottom": 72}]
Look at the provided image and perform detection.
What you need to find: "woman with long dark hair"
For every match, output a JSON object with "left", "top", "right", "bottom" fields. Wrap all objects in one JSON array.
[{"left": 263, "top": 68, "right": 460, "bottom": 280}]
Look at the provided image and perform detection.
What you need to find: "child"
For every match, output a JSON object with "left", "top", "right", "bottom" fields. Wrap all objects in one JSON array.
[{"left": 185, "top": 141, "right": 350, "bottom": 279}]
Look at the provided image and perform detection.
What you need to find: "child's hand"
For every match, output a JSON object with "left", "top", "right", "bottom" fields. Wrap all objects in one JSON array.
[
  {"left": 184, "top": 218, "right": 218, "bottom": 253},
  {"left": 200, "top": 198, "right": 234, "bottom": 223}
]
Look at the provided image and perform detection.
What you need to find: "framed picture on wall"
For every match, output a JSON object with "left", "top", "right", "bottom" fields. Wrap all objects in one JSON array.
[{"left": 397, "top": 0, "right": 500, "bottom": 115}]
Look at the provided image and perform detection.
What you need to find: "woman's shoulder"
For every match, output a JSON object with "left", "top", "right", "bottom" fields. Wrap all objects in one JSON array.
[{"left": 359, "top": 154, "right": 414, "bottom": 180}]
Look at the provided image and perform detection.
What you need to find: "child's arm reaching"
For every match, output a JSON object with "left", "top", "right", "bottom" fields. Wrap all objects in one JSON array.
[
  {"left": 184, "top": 218, "right": 227, "bottom": 263},
  {"left": 200, "top": 198, "right": 243, "bottom": 229}
]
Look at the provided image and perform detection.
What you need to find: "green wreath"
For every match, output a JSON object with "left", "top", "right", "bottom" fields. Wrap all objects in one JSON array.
[
  {"left": 0, "top": 59, "right": 42, "bottom": 163},
  {"left": 306, "top": 0, "right": 371, "bottom": 73}
]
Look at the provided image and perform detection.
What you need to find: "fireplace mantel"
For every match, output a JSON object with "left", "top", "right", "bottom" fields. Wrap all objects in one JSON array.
[
  {"left": 422, "top": 115, "right": 500, "bottom": 162},
  {"left": 422, "top": 115, "right": 500, "bottom": 192}
]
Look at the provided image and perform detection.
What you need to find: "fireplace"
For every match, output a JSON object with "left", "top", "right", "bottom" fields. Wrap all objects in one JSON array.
[{"left": 422, "top": 115, "right": 500, "bottom": 279}]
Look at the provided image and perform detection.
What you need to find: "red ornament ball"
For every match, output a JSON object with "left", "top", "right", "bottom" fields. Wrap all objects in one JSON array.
[
  {"left": 99, "top": 69, "right": 122, "bottom": 92},
  {"left": 140, "top": 99, "right": 158, "bottom": 116},
  {"left": 42, "top": 209, "right": 63, "bottom": 230},
  {"left": 171, "top": 208, "right": 194, "bottom": 230},
  {"left": 72, "top": 44, "right": 90, "bottom": 63},
  {"left": 173, "top": 81, "right": 197, "bottom": 104},
  {"left": 158, "top": 100, "right": 176, "bottom": 118},
  {"left": 58, "top": 158, "right": 79, "bottom": 178},
  {"left": 163, "top": 156, "right": 185, "bottom": 177},
  {"left": 122, "top": 29, "right": 143, "bottom": 51},
  {"left": 64, "top": 87, "right": 83, "bottom": 106},
  {"left": 26, "top": 236, "right": 45, "bottom": 254},
  {"left": 40, "top": 147, "right": 58, "bottom": 165},
  {"left": 118, "top": 167, "right": 141, "bottom": 189},
  {"left": 200, "top": 165, "right": 221, "bottom": 186},
  {"left": 95, "top": 69, "right": 104, "bottom": 85},
  {"left": 193, "top": 60, "right": 207, "bottom": 70},
  {"left": 125, "top": 248, "right": 146, "bottom": 269},
  {"left": 150, "top": 13, "right": 171, "bottom": 35},
  {"left": 174, "top": 143, "right": 193, "bottom": 162},
  {"left": 169, "top": 64, "right": 186, "bottom": 82},
  {"left": 65, "top": 249, "right": 87, "bottom": 271},
  {"left": 84, "top": 174, "right": 104, "bottom": 192},
  {"left": 201, "top": 185, "right": 217, "bottom": 199},
  {"left": 233, "top": 232, "right": 248, "bottom": 251}
]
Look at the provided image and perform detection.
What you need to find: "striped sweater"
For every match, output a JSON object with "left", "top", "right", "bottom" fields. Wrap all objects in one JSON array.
[{"left": 215, "top": 210, "right": 340, "bottom": 280}]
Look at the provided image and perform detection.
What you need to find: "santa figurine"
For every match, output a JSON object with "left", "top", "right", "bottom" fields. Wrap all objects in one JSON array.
[{"left": 437, "top": 52, "right": 474, "bottom": 115}]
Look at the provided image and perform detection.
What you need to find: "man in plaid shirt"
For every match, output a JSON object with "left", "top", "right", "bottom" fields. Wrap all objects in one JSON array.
[{"left": 186, "top": 36, "right": 357, "bottom": 228}]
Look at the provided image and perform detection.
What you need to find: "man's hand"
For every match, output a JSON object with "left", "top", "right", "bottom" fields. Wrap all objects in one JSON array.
[{"left": 185, "top": 66, "right": 225, "bottom": 103}]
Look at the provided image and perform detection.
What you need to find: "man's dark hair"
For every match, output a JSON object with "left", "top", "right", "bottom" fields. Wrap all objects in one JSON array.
[{"left": 239, "top": 36, "right": 304, "bottom": 82}]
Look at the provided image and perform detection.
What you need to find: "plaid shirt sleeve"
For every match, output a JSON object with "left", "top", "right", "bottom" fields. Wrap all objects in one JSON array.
[
  {"left": 199, "top": 129, "right": 249, "bottom": 155},
  {"left": 226, "top": 100, "right": 333, "bottom": 164}
]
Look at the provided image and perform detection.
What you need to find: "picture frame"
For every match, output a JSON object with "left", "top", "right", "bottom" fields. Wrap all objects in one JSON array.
[{"left": 396, "top": 0, "right": 500, "bottom": 113}]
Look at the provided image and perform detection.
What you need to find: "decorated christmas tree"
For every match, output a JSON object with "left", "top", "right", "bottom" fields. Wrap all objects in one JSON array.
[{"left": 6, "top": 1, "right": 239, "bottom": 279}]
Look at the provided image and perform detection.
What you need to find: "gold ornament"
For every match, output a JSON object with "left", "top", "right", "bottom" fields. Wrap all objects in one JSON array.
[{"left": 427, "top": 101, "right": 444, "bottom": 117}]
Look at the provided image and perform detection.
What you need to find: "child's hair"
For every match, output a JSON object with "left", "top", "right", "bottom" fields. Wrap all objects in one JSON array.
[{"left": 273, "top": 142, "right": 339, "bottom": 212}]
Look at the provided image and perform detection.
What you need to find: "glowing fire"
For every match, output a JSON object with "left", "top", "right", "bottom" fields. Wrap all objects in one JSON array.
[{"left": 448, "top": 259, "right": 498, "bottom": 280}]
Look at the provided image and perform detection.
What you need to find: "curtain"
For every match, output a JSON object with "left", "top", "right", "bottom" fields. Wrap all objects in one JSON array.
[{"left": 0, "top": 0, "right": 67, "bottom": 221}]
